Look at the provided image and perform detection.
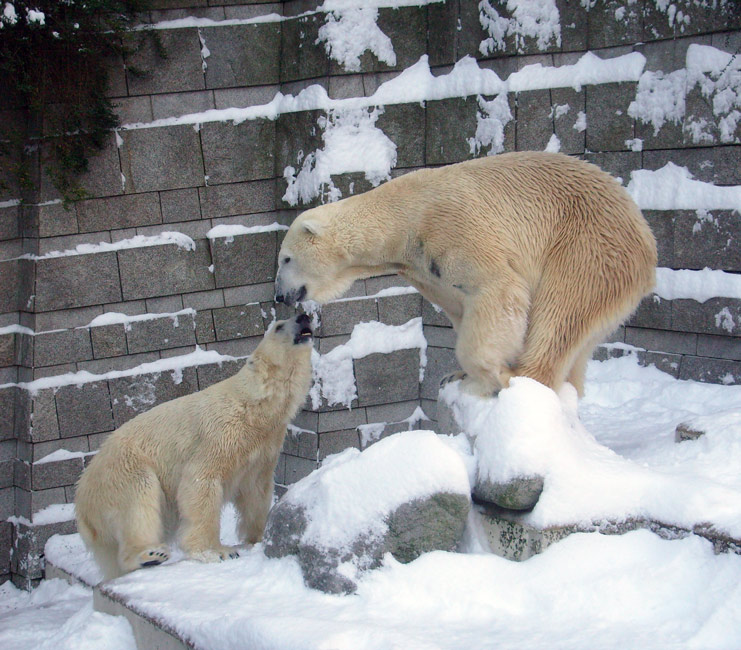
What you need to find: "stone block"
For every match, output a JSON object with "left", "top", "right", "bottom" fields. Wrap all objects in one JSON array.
[
  {"left": 377, "top": 293, "right": 422, "bottom": 327},
  {"left": 35, "top": 253, "right": 121, "bottom": 312},
  {"left": 203, "top": 23, "right": 280, "bottom": 88},
  {"left": 516, "top": 89, "right": 554, "bottom": 151},
  {"left": 422, "top": 301, "right": 453, "bottom": 327},
  {"left": 0, "top": 520, "right": 9, "bottom": 574},
  {"left": 196, "top": 359, "right": 244, "bottom": 390},
  {"left": 319, "top": 299, "right": 379, "bottom": 337},
  {"left": 212, "top": 304, "right": 265, "bottom": 341},
  {"left": 161, "top": 188, "right": 201, "bottom": 223},
  {"left": 627, "top": 294, "right": 672, "bottom": 330},
  {"left": 76, "top": 193, "right": 161, "bottom": 233},
  {"left": 641, "top": 0, "right": 732, "bottom": 41},
  {"left": 195, "top": 311, "right": 216, "bottom": 345},
  {"left": 585, "top": 82, "right": 636, "bottom": 152},
  {"left": 0, "top": 258, "right": 33, "bottom": 313},
  {"left": 426, "top": 97, "right": 478, "bottom": 165},
  {"left": 643, "top": 211, "right": 674, "bottom": 268},
  {"left": 275, "top": 109, "right": 324, "bottom": 179},
  {"left": 126, "top": 312, "right": 197, "bottom": 354},
  {"left": 0, "top": 332, "right": 14, "bottom": 367},
  {"left": 113, "top": 96, "right": 154, "bottom": 124},
  {"left": 283, "top": 428, "right": 318, "bottom": 460},
  {"left": 318, "top": 429, "right": 360, "bottom": 461},
  {"left": 32, "top": 457, "right": 85, "bottom": 491},
  {"left": 674, "top": 210, "right": 740, "bottom": 272},
  {"left": 376, "top": 103, "right": 426, "bottom": 168},
  {"left": 37, "top": 202, "right": 78, "bottom": 238},
  {"left": 557, "top": 0, "right": 588, "bottom": 51},
  {"left": 625, "top": 326, "right": 697, "bottom": 356},
  {"left": 214, "top": 85, "right": 280, "bottom": 109},
  {"left": 209, "top": 230, "right": 277, "bottom": 288},
  {"left": 551, "top": 87, "right": 586, "bottom": 154},
  {"left": 108, "top": 367, "right": 199, "bottom": 429},
  {"left": 588, "top": 0, "right": 642, "bottom": 49},
  {"left": 284, "top": 455, "right": 318, "bottom": 485},
  {"left": 583, "top": 151, "right": 641, "bottom": 185},
  {"left": 643, "top": 146, "right": 741, "bottom": 186},
  {"left": 0, "top": 487, "right": 11, "bottom": 520},
  {"left": 421, "top": 346, "right": 457, "bottom": 401},
  {"left": 697, "top": 334, "right": 741, "bottom": 361},
  {"left": 457, "top": 0, "right": 496, "bottom": 58},
  {"left": 424, "top": 325, "right": 456, "bottom": 349},
  {"left": 317, "top": 408, "right": 367, "bottom": 434},
  {"left": 151, "top": 91, "right": 214, "bottom": 121},
  {"left": 279, "top": 13, "right": 328, "bottom": 82},
  {"left": 32, "top": 436, "right": 89, "bottom": 464},
  {"left": 355, "top": 348, "right": 420, "bottom": 407},
  {"left": 672, "top": 298, "right": 741, "bottom": 337},
  {"left": 118, "top": 239, "right": 214, "bottom": 300},
  {"left": 679, "top": 355, "right": 740, "bottom": 385},
  {"left": 120, "top": 125, "right": 205, "bottom": 193},
  {"left": 201, "top": 119, "right": 276, "bottom": 184},
  {"left": 199, "top": 180, "right": 276, "bottom": 219},
  {"left": 33, "top": 329, "right": 93, "bottom": 368},
  {"left": 10, "top": 518, "right": 77, "bottom": 581},
  {"left": 427, "top": 0, "right": 457, "bottom": 67},
  {"left": 91, "top": 323, "right": 128, "bottom": 359},
  {"left": 127, "top": 28, "right": 204, "bottom": 96},
  {"left": 55, "top": 381, "right": 114, "bottom": 438},
  {"left": 28, "top": 390, "right": 59, "bottom": 444}
]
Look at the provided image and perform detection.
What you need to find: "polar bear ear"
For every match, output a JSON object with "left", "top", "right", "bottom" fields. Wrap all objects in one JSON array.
[{"left": 301, "top": 218, "right": 324, "bottom": 237}]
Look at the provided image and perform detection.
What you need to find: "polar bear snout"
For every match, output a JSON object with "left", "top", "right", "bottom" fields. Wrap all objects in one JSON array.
[
  {"left": 275, "top": 284, "right": 306, "bottom": 307},
  {"left": 293, "top": 313, "right": 313, "bottom": 344}
]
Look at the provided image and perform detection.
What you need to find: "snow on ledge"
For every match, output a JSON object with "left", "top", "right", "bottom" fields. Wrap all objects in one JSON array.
[
  {"left": 655, "top": 268, "right": 741, "bottom": 303},
  {"left": 627, "top": 163, "right": 741, "bottom": 212},
  {"left": 121, "top": 51, "right": 646, "bottom": 131},
  {"left": 35, "top": 449, "right": 96, "bottom": 465},
  {"left": 206, "top": 223, "right": 289, "bottom": 241},
  {"left": 1, "top": 346, "right": 238, "bottom": 395},
  {"left": 3, "top": 232, "right": 196, "bottom": 263},
  {"left": 8, "top": 503, "right": 76, "bottom": 527}
]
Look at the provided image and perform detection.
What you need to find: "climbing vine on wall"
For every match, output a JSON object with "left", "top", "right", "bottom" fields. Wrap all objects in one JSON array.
[{"left": 0, "top": 0, "right": 154, "bottom": 204}]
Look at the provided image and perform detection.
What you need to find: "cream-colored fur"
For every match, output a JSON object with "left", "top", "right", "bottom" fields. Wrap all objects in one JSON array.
[
  {"left": 275, "top": 152, "right": 657, "bottom": 396},
  {"left": 75, "top": 315, "right": 313, "bottom": 580}
]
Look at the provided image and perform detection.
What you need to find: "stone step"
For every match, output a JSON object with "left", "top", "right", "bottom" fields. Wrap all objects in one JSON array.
[{"left": 475, "top": 501, "right": 741, "bottom": 562}]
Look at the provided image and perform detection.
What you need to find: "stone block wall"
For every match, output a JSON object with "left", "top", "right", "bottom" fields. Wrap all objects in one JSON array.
[{"left": 0, "top": 0, "right": 739, "bottom": 586}]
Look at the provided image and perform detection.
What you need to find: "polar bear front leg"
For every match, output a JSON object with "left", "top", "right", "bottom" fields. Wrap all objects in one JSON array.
[
  {"left": 454, "top": 285, "right": 529, "bottom": 396},
  {"left": 177, "top": 475, "right": 239, "bottom": 562}
]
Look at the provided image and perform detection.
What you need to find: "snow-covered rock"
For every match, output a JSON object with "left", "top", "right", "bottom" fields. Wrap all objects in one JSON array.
[{"left": 263, "top": 430, "right": 471, "bottom": 594}]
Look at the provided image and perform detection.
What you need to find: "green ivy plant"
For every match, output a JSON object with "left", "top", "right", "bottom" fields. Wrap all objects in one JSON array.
[{"left": 0, "top": 0, "right": 154, "bottom": 205}]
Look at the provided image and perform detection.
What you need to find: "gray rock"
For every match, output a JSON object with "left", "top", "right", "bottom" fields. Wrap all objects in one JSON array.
[
  {"left": 264, "top": 491, "right": 470, "bottom": 594},
  {"left": 473, "top": 474, "right": 544, "bottom": 511},
  {"left": 675, "top": 422, "right": 706, "bottom": 443},
  {"left": 263, "top": 432, "right": 471, "bottom": 594}
]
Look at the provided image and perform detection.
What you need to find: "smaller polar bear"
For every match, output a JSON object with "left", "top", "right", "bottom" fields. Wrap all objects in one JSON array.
[
  {"left": 75, "top": 314, "right": 314, "bottom": 580},
  {"left": 275, "top": 152, "right": 657, "bottom": 397}
]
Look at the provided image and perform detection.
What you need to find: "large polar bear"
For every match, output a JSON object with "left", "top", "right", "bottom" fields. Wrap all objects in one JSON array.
[
  {"left": 75, "top": 314, "right": 314, "bottom": 579},
  {"left": 275, "top": 152, "right": 656, "bottom": 396}
]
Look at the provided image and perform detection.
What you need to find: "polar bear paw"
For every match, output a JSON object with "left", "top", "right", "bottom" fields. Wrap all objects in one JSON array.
[
  {"left": 440, "top": 371, "right": 467, "bottom": 387},
  {"left": 188, "top": 545, "right": 240, "bottom": 563},
  {"left": 137, "top": 545, "right": 170, "bottom": 568}
]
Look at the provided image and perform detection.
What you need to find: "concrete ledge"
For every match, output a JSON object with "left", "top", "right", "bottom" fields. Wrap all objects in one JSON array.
[{"left": 93, "top": 585, "right": 193, "bottom": 650}]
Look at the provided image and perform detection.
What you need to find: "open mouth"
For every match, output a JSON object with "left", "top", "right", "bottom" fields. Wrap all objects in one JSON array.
[
  {"left": 294, "top": 313, "right": 313, "bottom": 344},
  {"left": 295, "top": 326, "right": 313, "bottom": 344}
]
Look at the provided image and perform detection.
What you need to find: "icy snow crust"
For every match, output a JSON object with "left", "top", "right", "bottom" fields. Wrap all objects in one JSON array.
[{"left": 30, "top": 357, "right": 741, "bottom": 650}]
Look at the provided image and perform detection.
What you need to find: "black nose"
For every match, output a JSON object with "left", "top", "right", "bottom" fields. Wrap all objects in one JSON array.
[
  {"left": 296, "top": 313, "right": 310, "bottom": 326},
  {"left": 275, "top": 293, "right": 285, "bottom": 304}
]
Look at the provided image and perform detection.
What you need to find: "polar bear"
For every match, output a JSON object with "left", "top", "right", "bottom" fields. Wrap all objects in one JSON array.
[
  {"left": 275, "top": 152, "right": 656, "bottom": 396},
  {"left": 75, "top": 314, "right": 314, "bottom": 580}
]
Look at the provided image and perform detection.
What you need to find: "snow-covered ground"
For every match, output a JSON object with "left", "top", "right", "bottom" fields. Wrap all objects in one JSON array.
[{"left": 2, "top": 354, "right": 741, "bottom": 650}]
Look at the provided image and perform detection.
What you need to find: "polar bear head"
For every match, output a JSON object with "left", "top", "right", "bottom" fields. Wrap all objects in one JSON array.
[{"left": 275, "top": 205, "right": 356, "bottom": 306}]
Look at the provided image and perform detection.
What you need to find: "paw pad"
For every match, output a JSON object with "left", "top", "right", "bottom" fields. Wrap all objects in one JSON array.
[{"left": 138, "top": 547, "right": 170, "bottom": 568}]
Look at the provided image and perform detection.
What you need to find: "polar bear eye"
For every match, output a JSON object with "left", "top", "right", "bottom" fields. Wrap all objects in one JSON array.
[
  {"left": 275, "top": 324, "right": 284, "bottom": 332},
  {"left": 282, "top": 256, "right": 291, "bottom": 264}
]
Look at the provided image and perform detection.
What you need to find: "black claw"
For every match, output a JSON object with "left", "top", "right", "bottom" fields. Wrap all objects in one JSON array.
[{"left": 140, "top": 559, "right": 163, "bottom": 567}]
